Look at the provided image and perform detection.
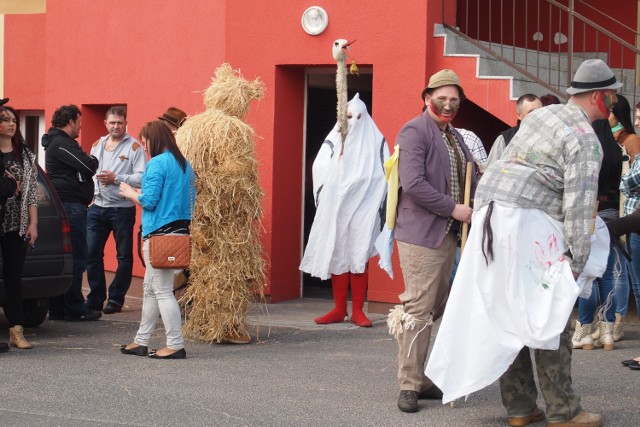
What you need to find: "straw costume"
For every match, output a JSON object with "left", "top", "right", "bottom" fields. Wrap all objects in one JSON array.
[{"left": 176, "top": 64, "right": 264, "bottom": 344}]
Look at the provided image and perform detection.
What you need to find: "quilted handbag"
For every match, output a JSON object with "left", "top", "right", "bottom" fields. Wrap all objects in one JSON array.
[{"left": 148, "top": 234, "right": 192, "bottom": 269}]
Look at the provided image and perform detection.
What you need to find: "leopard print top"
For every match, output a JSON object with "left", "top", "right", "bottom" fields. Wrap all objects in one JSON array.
[{"left": 1, "top": 146, "right": 37, "bottom": 235}]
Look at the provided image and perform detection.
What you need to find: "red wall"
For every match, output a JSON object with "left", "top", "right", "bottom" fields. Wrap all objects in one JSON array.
[
  {"left": 4, "top": 14, "right": 45, "bottom": 108},
  {"left": 3, "top": 0, "right": 538, "bottom": 304},
  {"left": 224, "top": 0, "right": 434, "bottom": 303},
  {"left": 5, "top": 0, "right": 226, "bottom": 277}
]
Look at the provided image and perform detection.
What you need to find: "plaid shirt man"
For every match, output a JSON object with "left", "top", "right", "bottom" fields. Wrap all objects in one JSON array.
[{"left": 475, "top": 102, "right": 602, "bottom": 272}]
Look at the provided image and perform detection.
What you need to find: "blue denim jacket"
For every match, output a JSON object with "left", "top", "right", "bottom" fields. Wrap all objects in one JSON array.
[{"left": 138, "top": 151, "right": 195, "bottom": 237}]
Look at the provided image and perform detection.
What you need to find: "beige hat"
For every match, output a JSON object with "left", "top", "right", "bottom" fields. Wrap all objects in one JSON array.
[
  {"left": 421, "top": 69, "right": 466, "bottom": 101},
  {"left": 566, "top": 59, "right": 622, "bottom": 95}
]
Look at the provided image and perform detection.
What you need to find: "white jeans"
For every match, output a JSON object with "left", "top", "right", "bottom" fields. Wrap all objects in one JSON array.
[{"left": 134, "top": 240, "right": 184, "bottom": 350}]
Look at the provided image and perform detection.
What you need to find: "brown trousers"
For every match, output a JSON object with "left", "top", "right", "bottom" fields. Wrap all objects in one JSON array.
[{"left": 396, "top": 235, "right": 456, "bottom": 391}]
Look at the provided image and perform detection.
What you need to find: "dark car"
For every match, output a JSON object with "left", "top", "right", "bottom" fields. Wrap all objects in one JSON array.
[{"left": 0, "top": 165, "right": 73, "bottom": 326}]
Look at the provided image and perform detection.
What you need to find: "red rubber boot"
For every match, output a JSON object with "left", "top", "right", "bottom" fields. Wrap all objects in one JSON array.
[
  {"left": 350, "top": 271, "right": 372, "bottom": 327},
  {"left": 314, "top": 273, "right": 349, "bottom": 324}
]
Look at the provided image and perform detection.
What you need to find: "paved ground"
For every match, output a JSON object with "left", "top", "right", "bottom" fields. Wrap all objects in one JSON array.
[{"left": 0, "top": 276, "right": 639, "bottom": 426}]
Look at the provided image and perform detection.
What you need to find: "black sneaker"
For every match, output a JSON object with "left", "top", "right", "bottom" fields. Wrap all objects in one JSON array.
[
  {"left": 418, "top": 384, "right": 443, "bottom": 400},
  {"left": 85, "top": 301, "right": 103, "bottom": 312},
  {"left": 0, "top": 341, "right": 9, "bottom": 353},
  {"left": 65, "top": 309, "right": 102, "bottom": 322},
  {"left": 397, "top": 390, "right": 419, "bottom": 413},
  {"left": 102, "top": 302, "right": 122, "bottom": 314}
]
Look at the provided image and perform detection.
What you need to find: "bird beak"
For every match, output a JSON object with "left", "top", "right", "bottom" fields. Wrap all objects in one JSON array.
[{"left": 341, "top": 39, "right": 357, "bottom": 50}]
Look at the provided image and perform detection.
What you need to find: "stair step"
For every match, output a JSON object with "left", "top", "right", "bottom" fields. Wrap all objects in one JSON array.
[{"left": 434, "top": 23, "right": 639, "bottom": 100}]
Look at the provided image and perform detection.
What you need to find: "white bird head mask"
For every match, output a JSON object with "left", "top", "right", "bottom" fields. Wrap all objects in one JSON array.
[{"left": 332, "top": 39, "right": 355, "bottom": 62}]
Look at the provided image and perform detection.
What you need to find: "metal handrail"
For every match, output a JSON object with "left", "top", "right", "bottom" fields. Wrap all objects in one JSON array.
[{"left": 441, "top": 0, "right": 640, "bottom": 106}]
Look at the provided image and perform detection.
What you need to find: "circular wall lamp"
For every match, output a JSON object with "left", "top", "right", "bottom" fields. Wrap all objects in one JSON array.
[{"left": 302, "top": 6, "right": 329, "bottom": 35}]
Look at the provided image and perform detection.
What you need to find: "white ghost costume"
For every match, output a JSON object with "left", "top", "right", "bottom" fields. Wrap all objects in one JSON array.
[{"left": 300, "top": 94, "right": 389, "bottom": 279}]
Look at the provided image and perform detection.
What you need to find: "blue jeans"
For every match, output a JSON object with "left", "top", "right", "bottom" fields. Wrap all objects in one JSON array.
[
  {"left": 85, "top": 205, "right": 136, "bottom": 308},
  {"left": 624, "top": 233, "right": 640, "bottom": 318},
  {"left": 578, "top": 244, "right": 626, "bottom": 324},
  {"left": 449, "top": 247, "right": 461, "bottom": 286},
  {"left": 49, "top": 202, "right": 90, "bottom": 318}
]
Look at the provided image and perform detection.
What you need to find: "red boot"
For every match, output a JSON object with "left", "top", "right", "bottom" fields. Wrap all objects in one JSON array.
[
  {"left": 315, "top": 273, "right": 349, "bottom": 324},
  {"left": 350, "top": 270, "right": 372, "bottom": 327}
]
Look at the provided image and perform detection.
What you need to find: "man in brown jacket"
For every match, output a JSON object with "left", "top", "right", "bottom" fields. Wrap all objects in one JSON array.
[{"left": 389, "top": 69, "right": 477, "bottom": 413}]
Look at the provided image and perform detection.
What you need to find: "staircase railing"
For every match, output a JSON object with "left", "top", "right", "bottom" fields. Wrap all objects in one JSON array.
[{"left": 441, "top": 0, "right": 640, "bottom": 106}]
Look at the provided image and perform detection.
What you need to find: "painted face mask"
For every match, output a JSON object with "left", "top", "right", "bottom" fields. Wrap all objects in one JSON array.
[
  {"left": 429, "top": 98, "right": 460, "bottom": 124},
  {"left": 597, "top": 92, "right": 616, "bottom": 117}
]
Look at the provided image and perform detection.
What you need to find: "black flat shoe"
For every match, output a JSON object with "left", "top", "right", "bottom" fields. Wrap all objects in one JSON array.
[
  {"left": 622, "top": 359, "right": 640, "bottom": 366},
  {"left": 148, "top": 348, "right": 186, "bottom": 359},
  {"left": 120, "top": 344, "right": 148, "bottom": 356},
  {"left": 0, "top": 341, "right": 9, "bottom": 353},
  {"left": 103, "top": 302, "right": 123, "bottom": 314}
]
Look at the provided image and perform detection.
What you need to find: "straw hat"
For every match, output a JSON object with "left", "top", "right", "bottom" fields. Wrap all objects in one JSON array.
[
  {"left": 566, "top": 59, "right": 622, "bottom": 95},
  {"left": 421, "top": 69, "right": 466, "bottom": 101},
  {"left": 158, "top": 107, "right": 187, "bottom": 128}
]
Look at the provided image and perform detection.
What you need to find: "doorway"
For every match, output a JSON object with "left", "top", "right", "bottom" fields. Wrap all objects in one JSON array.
[
  {"left": 302, "top": 67, "right": 373, "bottom": 298},
  {"left": 19, "top": 110, "right": 45, "bottom": 166}
]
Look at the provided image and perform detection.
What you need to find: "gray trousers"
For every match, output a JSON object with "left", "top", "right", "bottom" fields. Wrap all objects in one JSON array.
[
  {"left": 396, "top": 235, "right": 456, "bottom": 391},
  {"left": 134, "top": 240, "right": 185, "bottom": 350},
  {"left": 499, "top": 320, "right": 582, "bottom": 423}
]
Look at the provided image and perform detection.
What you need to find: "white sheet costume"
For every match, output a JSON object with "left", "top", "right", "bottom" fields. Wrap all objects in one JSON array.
[
  {"left": 425, "top": 204, "right": 609, "bottom": 404},
  {"left": 300, "top": 94, "right": 389, "bottom": 279}
]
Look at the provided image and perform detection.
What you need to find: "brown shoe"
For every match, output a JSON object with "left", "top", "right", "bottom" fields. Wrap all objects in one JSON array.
[
  {"left": 548, "top": 411, "right": 602, "bottom": 427},
  {"left": 507, "top": 406, "right": 545, "bottom": 427},
  {"left": 9, "top": 325, "right": 33, "bottom": 349},
  {"left": 220, "top": 331, "right": 251, "bottom": 344}
]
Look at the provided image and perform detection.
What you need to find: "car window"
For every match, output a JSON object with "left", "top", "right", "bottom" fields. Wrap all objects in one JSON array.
[{"left": 36, "top": 172, "right": 57, "bottom": 218}]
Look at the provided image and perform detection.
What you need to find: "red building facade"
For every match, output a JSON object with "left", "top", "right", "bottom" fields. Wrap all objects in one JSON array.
[{"left": 4, "top": 0, "right": 638, "bottom": 307}]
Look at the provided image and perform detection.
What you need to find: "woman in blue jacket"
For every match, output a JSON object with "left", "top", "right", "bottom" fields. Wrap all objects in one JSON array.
[{"left": 119, "top": 121, "right": 195, "bottom": 359}]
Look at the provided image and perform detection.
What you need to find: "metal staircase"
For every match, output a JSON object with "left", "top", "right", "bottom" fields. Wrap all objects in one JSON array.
[{"left": 439, "top": 0, "right": 640, "bottom": 105}]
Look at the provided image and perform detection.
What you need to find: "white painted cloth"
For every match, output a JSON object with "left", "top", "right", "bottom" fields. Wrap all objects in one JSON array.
[
  {"left": 425, "top": 204, "right": 609, "bottom": 404},
  {"left": 374, "top": 226, "right": 394, "bottom": 279},
  {"left": 300, "top": 94, "right": 389, "bottom": 279}
]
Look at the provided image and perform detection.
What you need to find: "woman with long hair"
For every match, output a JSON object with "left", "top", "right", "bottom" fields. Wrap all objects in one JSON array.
[
  {"left": 119, "top": 121, "right": 195, "bottom": 359},
  {"left": 611, "top": 94, "right": 640, "bottom": 163},
  {"left": 0, "top": 105, "right": 38, "bottom": 350},
  {"left": 572, "top": 118, "right": 626, "bottom": 351}
]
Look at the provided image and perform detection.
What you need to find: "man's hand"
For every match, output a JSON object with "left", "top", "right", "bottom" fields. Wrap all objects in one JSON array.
[
  {"left": 96, "top": 170, "right": 116, "bottom": 185},
  {"left": 451, "top": 204, "right": 473, "bottom": 224}
]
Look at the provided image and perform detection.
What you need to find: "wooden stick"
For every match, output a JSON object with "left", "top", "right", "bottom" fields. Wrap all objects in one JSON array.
[
  {"left": 450, "top": 162, "right": 473, "bottom": 410},
  {"left": 460, "top": 161, "right": 473, "bottom": 254}
]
